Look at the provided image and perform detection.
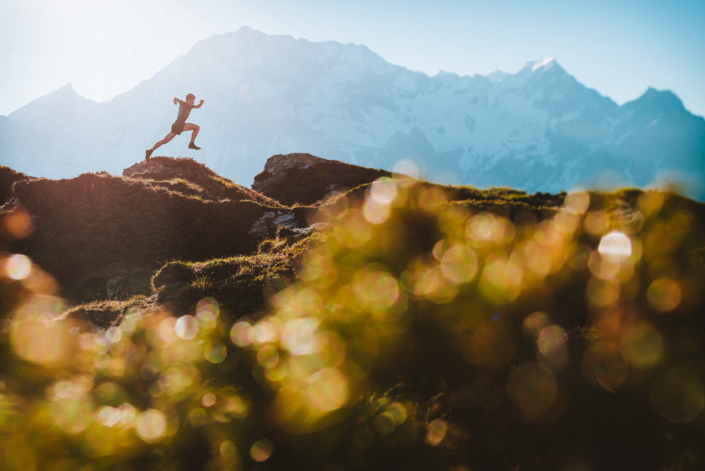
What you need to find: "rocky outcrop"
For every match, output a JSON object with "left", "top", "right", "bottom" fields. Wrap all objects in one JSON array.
[
  {"left": 106, "top": 276, "right": 137, "bottom": 300},
  {"left": 248, "top": 210, "right": 299, "bottom": 239},
  {"left": 124, "top": 156, "right": 282, "bottom": 206},
  {"left": 252, "top": 153, "right": 392, "bottom": 206}
]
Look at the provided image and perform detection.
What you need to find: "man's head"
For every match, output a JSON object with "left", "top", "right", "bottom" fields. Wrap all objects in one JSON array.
[{"left": 186, "top": 93, "right": 195, "bottom": 104}]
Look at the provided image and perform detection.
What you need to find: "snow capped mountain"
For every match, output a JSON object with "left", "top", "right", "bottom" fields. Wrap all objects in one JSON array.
[{"left": 1, "top": 26, "right": 704, "bottom": 197}]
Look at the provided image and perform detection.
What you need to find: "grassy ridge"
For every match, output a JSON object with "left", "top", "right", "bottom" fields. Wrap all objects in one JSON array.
[
  {"left": 9, "top": 172, "right": 283, "bottom": 300},
  {"left": 151, "top": 231, "right": 323, "bottom": 318},
  {"left": 127, "top": 156, "right": 283, "bottom": 206}
]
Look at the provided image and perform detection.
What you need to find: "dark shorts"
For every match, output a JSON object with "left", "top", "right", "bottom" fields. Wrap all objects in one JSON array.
[{"left": 171, "top": 121, "right": 186, "bottom": 135}]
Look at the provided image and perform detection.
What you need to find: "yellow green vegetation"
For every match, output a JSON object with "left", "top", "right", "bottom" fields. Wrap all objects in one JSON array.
[
  {"left": 150, "top": 232, "right": 321, "bottom": 319},
  {"left": 62, "top": 296, "right": 159, "bottom": 330},
  {"left": 0, "top": 177, "right": 704, "bottom": 470}
]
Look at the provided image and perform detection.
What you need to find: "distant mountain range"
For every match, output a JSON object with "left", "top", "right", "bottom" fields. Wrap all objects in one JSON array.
[{"left": 1, "top": 27, "right": 704, "bottom": 197}]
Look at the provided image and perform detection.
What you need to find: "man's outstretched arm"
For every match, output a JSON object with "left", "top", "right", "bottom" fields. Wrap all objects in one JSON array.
[
  {"left": 194, "top": 99, "right": 205, "bottom": 109},
  {"left": 173, "top": 98, "right": 185, "bottom": 105}
]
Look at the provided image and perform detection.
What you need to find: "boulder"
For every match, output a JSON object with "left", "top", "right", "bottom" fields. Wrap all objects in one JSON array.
[
  {"left": 252, "top": 153, "right": 392, "bottom": 206},
  {"left": 106, "top": 276, "right": 134, "bottom": 300},
  {"left": 249, "top": 210, "right": 299, "bottom": 239}
]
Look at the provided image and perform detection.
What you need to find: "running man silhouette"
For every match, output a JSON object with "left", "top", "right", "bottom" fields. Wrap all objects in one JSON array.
[{"left": 145, "top": 93, "right": 204, "bottom": 161}]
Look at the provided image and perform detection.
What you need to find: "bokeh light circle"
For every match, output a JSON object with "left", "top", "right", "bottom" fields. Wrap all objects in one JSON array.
[
  {"left": 374, "top": 412, "right": 396, "bottom": 436},
  {"left": 136, "top": 409, "right": 166, "bottom": 442},
  {"left": 370, "top": 178, "right": 397, "bottom": 205},
  {"left": 392, "top": 159, "right": 419, "bottom": 179},
  {"left": 426, "top": 419, "right": 448, "bottom": 446},
  {"left": 537, "top": 325, "right": 569, "bottom": 371},
  {"left": 647, "top": 278, "right": 682, "bottom": 313},
  {"left": 230, "top": 321, "right": 254, "bottom": 346},
  {"left": 175, "top": 315, "right": 199, "bottom": 340},
  {"left": 307, "top": 367, "right": 348, "bottom": 411},
  {"left": 440, "top": 245, "right": 478, "bottom": 284},
  {"left": 5, "top": 254, "right": 31, "bottom": 280},
  {"left": 220, "top": 440, "right": 239, "bottom": 463},
  {"left": 202, "top": 393, "right": 216, "bottom": 407},
  {"left": 522, "top": 312, "right": 550, "bottom": 339},
  {"left": 196, "top": 297, "right": 220, "bottom": 321},
  {"left": 598, "top": 231, "right": 632, "bottom": 259},
  {"left": 205, "top": 342, "right": 227, "bottom": 363},
  {"left": 189, "top": 408, "right": 208, "bottom": 427},
  {"left": 564, "top": 191, "right": 590, "bottom": 214},
  {"left": 250, "top": 439, "right": 274, "bottom": 462},
  {"left": 11, "top": 296, "right": 68, "bottom": 365}
]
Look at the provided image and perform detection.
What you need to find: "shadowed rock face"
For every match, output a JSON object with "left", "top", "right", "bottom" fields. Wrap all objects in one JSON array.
[
  {"left": 252, "top": 153, "right": 392, "bottom": 206},
  {"left": 0, "top": 166, "right": 32, "bottom": 206}
]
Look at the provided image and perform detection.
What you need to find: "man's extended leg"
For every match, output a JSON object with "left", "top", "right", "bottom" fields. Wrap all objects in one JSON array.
[
  {"left": 146, "top": 132, "right": 176, "bottom": 160},
  {"left": 184, "top": 123, "right": 201, "bottom": 150}
]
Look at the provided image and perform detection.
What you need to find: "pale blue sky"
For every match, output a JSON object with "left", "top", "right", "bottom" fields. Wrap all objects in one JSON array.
[{"left": 1, "top": 0, "right": 704, "bottom": 117}]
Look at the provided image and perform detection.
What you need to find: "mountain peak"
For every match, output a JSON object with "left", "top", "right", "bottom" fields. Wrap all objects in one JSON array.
[
  {"left": 485, "top": 69, "right": 509, "bottom": 83},
  {"left": 231, "top": 25, "right": 270, "bottom": 39},
  {"left": 504, "top": 57, "right": 569, "bottom": 90},
  {"left": 643, "top": 87, "right": 680, "bottom": 101},
  {"left": 529, "top": 57, "right": 556, "bottom": 72},
  {"left": 512, "top": 58, "right": 567, "bottom": 83},
  {"left": 41, "top": 83, "right": 81, "bottom": 98},
  {"left": 627, "top": 87, "right": 686, "bottom": 113},
  {"left": 9, "top": 83, "right": 93, "bottom": 123}
]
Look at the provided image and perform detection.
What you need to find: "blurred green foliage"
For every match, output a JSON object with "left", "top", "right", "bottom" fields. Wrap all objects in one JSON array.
[{"left": 0, "top": 177, "right": 704, "bottom": 470}]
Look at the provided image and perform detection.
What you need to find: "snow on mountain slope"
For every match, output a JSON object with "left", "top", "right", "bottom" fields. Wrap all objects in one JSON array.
[{"left": 1, "top": 26, "right": 704, "bottom": 198}]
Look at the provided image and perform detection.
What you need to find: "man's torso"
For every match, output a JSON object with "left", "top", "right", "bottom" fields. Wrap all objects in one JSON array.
[{"left": 175, "top": 102, "right": 194, "bottom": 124}]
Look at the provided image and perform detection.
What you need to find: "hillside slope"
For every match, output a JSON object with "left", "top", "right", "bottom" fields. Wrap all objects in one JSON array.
[{"left": 6, "top": 160, "right": 301, "bottom": 299}]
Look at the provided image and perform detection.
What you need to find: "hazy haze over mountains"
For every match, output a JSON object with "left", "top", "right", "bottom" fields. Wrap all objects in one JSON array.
[{"left": 1, "top": 27, "right": 704, "bottom": 197}]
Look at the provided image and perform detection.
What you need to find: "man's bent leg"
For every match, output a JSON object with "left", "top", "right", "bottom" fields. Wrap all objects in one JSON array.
[
  {"left": 183, "top": 123, "right": 200, "bottom": 143},
  {"left": 184, "top": 124, "right": 201, "bottom": 150}
]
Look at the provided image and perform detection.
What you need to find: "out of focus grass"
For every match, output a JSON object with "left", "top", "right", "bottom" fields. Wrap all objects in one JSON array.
[{"left": 0, "top": 177, "right": 704, "bottom": 470}]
